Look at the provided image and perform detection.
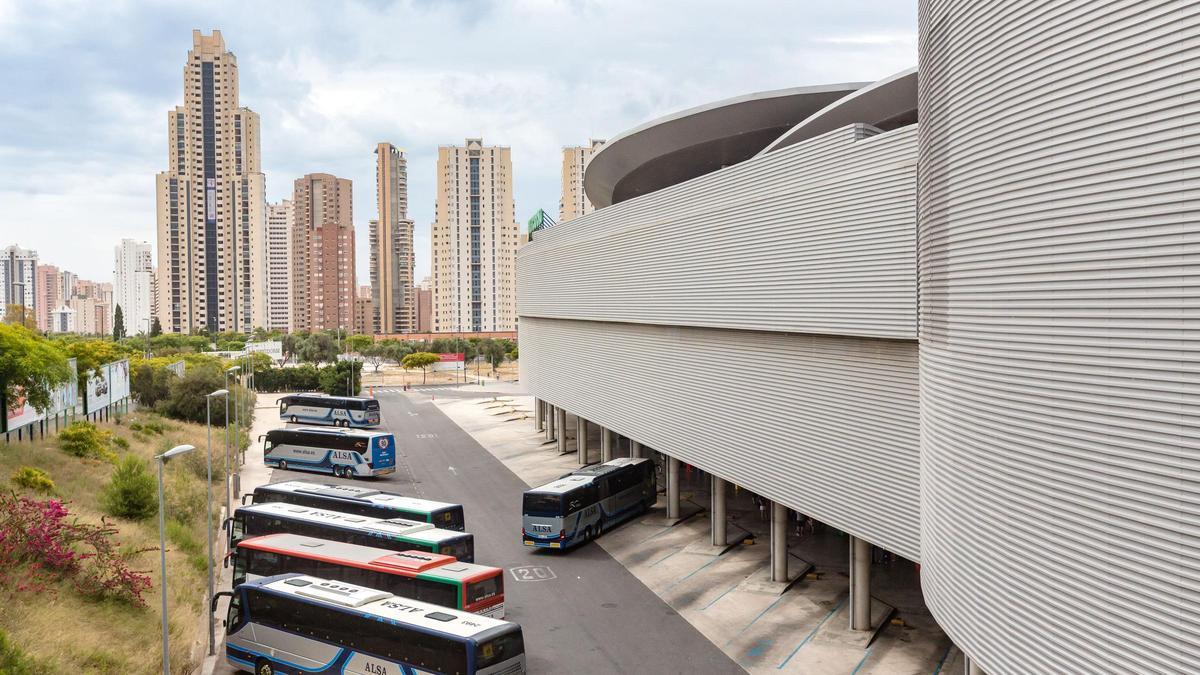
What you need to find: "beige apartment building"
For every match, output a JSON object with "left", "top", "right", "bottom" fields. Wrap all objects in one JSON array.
[
  {"left": 371, "top": 143, "right": 415, "bottom": 335},
  {"left": 155, "top": 30, "right": 266, "bottom": 334},
  {"left": 265, "top": 200, "right": 293, "bottom": 331},
  {"left": 353, "top": 285, "right": 373, "bottom": 335},
  {"left": 291, "top": 173, "right": 354, "bottom": 332},
  {"left": 559, "top": 139, "right": 605, "bottom": 222},
  {"left": 34, "top": 264, "right": 60, "bottom": 332},
  {"left": 432, "top": 138, "right": 518, "bottom": 332},
  {"left": 416, "top": 276, "right": 432, "bottom": 333}
]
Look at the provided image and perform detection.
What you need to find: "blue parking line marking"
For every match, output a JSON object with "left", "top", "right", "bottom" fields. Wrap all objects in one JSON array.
[
  {"left": 776, "top": 595, "right": 848, "bottom": 669},
  {"left": 931, "top": 644, "right": 953, "bottom": 674},
  {"left": 724, "top": 593, "right": 788, "bottom": 647},
  {"left": 662, "top": 553, "right": 726, "bottom": 594},
  {"left": 850, "top": 643, "right": 876, "bottom": 674},
  {"left": 701, "top": 582, "right": 739, "bottom": 611}
]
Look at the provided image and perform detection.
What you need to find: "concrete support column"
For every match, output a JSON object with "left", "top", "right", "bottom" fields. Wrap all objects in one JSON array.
[
  {"left": 771, "top": 501, "right": 788, "bottom": 582},
  {"left": 577, "top": 417, "right": 589, "bottom": 466},
  {"left": 667, "top": 456, "right": 681, "bottom": 520},
  {"left": 964, "top": 656, "right": 986, "bottom": 675},
  {"left": 556, "top": 408, "right": 568, "bottom": 454},
  {"left": 600, "top": 427, "right": 612, "bottom": 462},
  {"left": 849, "top": 535, "right": 872, "bottom": 630},
  {"left": 630, "top": 440, "right": 642, "bottom": 458},
  {"left": 711, "top": 476, "right": 727, "bottom": 546},
  {"left": 534, "top": 398, "right": 544, "bottom": 431},
  {"left": 545, "top": 404, "right": 556, "bottom": 441}
]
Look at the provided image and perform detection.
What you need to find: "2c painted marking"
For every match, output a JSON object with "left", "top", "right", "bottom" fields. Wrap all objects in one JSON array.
[{"left": 510, "top": 565, "right": 557, "bottom": 582}]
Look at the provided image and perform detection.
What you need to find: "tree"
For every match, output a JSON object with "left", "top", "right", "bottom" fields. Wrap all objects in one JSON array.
[
  {"left": 62, "top": 339, "right": 121, "bottom": 393},
  {"left": 112, "top": 304, "right": 126, "bottom": 340},
  {"left": 320, "top": 360, "right": 361, "bottom": 396},
  {"left": 4, "top": 304, "right": 36, "bottom": 330},
  {"left": 346, "top": 334, "right": 373, "bottom": 355},
  {"left": 149, "top": 317, "right": 162, "bottom": 337},
  {"left": 157, "top": 362, "right": 230, "bottom": 424},
  {"left": 295, "top": 332, "right": 337, "bottom": 364},
  {"left": 361, "top": 344, "right": 389, "bottom": 373},
  {"left": 381, "top": 339, "right": 414, "bottom": 366},
  {"left": 0, "top": 324, "right": 72, "bottom": 414},
  {"left": 401, "top": 351, "right": 439, "bottom": 384}
]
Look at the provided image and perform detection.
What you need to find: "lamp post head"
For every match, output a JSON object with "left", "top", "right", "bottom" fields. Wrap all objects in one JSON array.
[
  {"left": 208, "top": 389, "right": 229, "bottom": 398},
  {"left": 226, "top": 365, "right": 241, "bottom": 374},
  {"left": 156, "top": 444, "right": 195, "bottom": 462}
]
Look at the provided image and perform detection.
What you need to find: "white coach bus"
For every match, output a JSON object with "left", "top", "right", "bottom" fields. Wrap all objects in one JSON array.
[
  {"left": 262, "top": 427, "right": 396, "bottom": 479},
  {"left": 521, "top": 457, "right": 656, "bottom": 550},
  {"left": 278, "top": 394, "right": 381, "bottom": 428},
  {"left": 216, "top": 573, "right": 525, "bottom": 675}
]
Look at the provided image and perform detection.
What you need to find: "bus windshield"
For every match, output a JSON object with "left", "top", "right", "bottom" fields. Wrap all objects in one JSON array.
[
  {"left": 476, "top": 629, "right": 525, "bottom": 670},
  {"left": 523, "top": 493, "right": 562, "bottom": 517}
]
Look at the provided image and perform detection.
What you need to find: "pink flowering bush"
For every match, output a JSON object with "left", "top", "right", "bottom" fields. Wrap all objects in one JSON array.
[{"left": 0, "top": 493, "right": 153, "bottom": 606}]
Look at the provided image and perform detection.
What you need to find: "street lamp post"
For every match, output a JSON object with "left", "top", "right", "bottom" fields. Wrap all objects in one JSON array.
[
  {"left": 226, "top": 365, "right": 239, "bottom": 482},
  {"left": 156, "top": 444, "right": 195, "bottom": 675},
  {"left": 205, "top": 389, "right": 228, "bottom": 657}
]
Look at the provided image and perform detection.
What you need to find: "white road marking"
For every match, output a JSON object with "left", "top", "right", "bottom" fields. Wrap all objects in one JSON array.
[{"left": 448, "top": 466, "right": 458, "bottom": 476}]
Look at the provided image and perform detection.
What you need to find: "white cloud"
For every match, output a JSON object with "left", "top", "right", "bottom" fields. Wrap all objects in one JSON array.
[{"left": 0, "top": 0, "right": 917, "bottom": 285}]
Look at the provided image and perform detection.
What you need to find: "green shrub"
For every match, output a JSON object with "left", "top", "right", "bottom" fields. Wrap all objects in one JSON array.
[
  {"left": 101, "top": 455, "right": 158, "bottom": 520},
  {"left": 141, "top": 419, "right": 168, "bottom": 434},
  {"left": 10, "top": 466, "right": 54, "bottom": 494},
  {"left": 166, "top": 471, "right": 207, "bottom": 525},
  {"left": 129, "top": 422, "right": 143, "bottom": 431},
  {"left": 112, "top": 436, "right": 130, "bottom": 450},
  {"left": 57, "top": 422, "right": 116, "bottom": 462},
  {"left": 0, "top": 629, "right": 50, "bottom": 674},
  {"left": 165, "top": 518, "right": 207, "bottom": 573}
]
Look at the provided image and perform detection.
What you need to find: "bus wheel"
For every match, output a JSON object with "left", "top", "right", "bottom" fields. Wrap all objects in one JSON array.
[
  {"left": 290, "top": 415, "right": 297, "bottom": 423},
  {"left": 279, "top": 460, "right": 288, "bottom": 471},
  {"left": 255, "top": 658, "right": 275, "bottom": 675}
]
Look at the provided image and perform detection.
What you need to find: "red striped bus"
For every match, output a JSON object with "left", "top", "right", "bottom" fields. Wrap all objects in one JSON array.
[{"left": 233, "top": 533, "right": 505, "bottom": 618}]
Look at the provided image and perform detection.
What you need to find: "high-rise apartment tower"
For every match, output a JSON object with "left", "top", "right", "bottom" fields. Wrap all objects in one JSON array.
[
  {"left": 291, "top": 174, "right": 355, "bottom": 332},
  {"left": 432, "top": 138, "right": 518, "bottom": 332},
  {"left": 112, "top": 239, "right": 153, "bottom": 335},
  {"left": 265, "top": 200, "right": 293, "bottom": 331},
  {"left": 155, "top": 30, "right": 266, "bottom": 334},
  {"left": 371, "top": 143, "right": 415, "bottom": 335},
  {"left": 559, "top": 139, "right": 605, "bottom": 222}
]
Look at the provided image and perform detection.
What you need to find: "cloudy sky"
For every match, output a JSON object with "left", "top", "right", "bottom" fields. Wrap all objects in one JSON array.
[{"left": 0, "top": 0, "right": 916, "bottom": 284}]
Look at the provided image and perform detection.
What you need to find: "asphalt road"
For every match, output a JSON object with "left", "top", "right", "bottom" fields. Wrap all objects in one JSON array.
[{"left": 216, "top": 389, "right": 741, "bottom": 674}]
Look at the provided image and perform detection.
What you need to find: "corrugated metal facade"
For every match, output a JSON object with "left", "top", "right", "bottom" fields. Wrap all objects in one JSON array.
[
  {"left": 518, "top": 123, "right": 922, "bottom": 560},
  {"left": 520, "top": 318, "right": 921, "bottom": 561},
  {"left": 918, "top": 1, "right": 1200, "bottom": 672},
  {"left": 520, "top": 124, "right": 918, "bottom": 340}
]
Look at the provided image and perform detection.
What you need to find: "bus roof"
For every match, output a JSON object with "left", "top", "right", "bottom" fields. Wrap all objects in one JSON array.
[
  {"left": 238, "top": 502, "right": 434, "bottom": 536},
  {"left": 251, "top": 573, "right": 512, "bottom": 638},
  {"left": 257, "top": 480, "right": 459, "bottom": 511},
  {"left": 528, "top": 457, "right": 652, "bottom": 494},
  {"left": 280, "top": 394, "right": 375, "bottom": 402},
  {"left": 238, "top": 533, "right": 498, "bottom": 583},
  {"left": 265, "top": 426, "right": 392, "bottom": 439}
]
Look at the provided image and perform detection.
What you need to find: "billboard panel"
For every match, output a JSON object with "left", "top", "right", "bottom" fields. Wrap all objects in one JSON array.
[
  {"left": 3, "top": 359, "right": 76, "bottom": 432},
  {"left": 85, "top": 359, "right": 130, "bottom": 413}
]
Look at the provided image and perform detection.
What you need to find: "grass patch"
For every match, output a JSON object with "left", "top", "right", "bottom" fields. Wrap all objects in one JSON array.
[{"left": 0, "top": 410, "right": 223, "bottom": 673}]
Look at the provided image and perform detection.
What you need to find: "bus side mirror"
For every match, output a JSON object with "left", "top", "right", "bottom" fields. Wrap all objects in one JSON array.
[
  {"left": 257, "top": 434, "right": 265, "bottom": 442},
  {"left": 210, "top": 590, "right": 233, "bottom": 614},
  {"left": 241, "top": 494, "right": 252, "bottom": 505}
]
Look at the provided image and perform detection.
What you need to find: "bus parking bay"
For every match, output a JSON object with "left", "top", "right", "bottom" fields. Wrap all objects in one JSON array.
[{"left": 207, "top": 389, "right": 742, "bottom": 675}]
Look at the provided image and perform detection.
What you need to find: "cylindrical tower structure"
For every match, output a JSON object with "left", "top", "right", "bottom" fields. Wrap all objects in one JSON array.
[{"left": 918, "top": 1, "right": 1199, "bottom": 672}]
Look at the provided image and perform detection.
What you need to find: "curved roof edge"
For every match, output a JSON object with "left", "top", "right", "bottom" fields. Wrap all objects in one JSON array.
[
  {"left": 584, "top": 83, "right": 867, "bottom": 209},
  {"left": 758, "top": 67, "right": 918, "bottom": 157}
]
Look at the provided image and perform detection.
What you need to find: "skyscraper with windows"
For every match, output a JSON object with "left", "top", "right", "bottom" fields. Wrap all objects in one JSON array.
[
  {"left": 371, "top": 143, "right": 415, "bottom": 335},
  {"left": 291, "top": 173, "right": 355, "bottom": 332},
  {"left": 559, "top": 139, "right": 605, "bottom": 222},
  {"left": 155, "top": 30, "right": 266, "bottom": 334},
  {"left": 1, "top": 245, "right": 37, "bottom": 324},
  {"left": 265, "top": 200, "right": 293, "bottom": 331},
  {"left": 112, "top": 239, "right": 153, "bottom": 336},
  {"left": 432, "top": 138, "right": 518, "bottom": 332}
]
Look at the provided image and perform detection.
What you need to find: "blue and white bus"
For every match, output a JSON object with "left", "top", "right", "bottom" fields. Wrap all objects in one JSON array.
[
  {"left": 278, "top": 394, "right": 381, "bottom": 427},
  {"left": 248, "top": 480, "right": 467, "bottom": 531},
  {"left": 216, "top": 573, "right": 526, "bottom": 675},
  {"left": 262, "top": 427, "right": 395, "bottom": 479},
  {"left": 522, "top": 457, "right": 656, "bottom": 550},
  {"left": 229, "top": 502, "right": 475, "bottom": 562}
]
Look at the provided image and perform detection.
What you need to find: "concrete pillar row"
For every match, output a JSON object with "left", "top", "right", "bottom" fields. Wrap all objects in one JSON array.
[
  {"left": 600, "top": 427, "right": 613, "bottom": 462},
  {"left": 534, "top": 398, "right": 545, "bottom": 431},
  {"left": 666, "top": 456, "right": 681, "bottom": 520},
  {"left": 711, "top": 476, "right": 727, "bottom": 546},
  {"left": 849, "top": 535, "right": 872, "bottom": 630},
  {"left": 555, "top": 408, "right": 568, "bottom": 454},
  {"left": 577, "top": 417, "right": 589, "bottom": 466},
  {"left": 964, "top": 656, "right": 986, "bottom": 675},
  {"left": 545, "top": 404, "right": 556, "bottom": 441},
  {"left": 630, "top": 440, "right": 642, "bottom": 458}
]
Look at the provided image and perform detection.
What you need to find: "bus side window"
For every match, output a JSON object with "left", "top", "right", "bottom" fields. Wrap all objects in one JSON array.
[{"left": 226, "top": 594, "right": 242, "bottom": 633}]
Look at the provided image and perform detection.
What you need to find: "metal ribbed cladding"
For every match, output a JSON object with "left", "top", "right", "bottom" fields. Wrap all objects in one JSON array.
[
  {"left": 519, "top": 124, "right": 917, "bottom": 340},
  {"left": 918, "top": 1, "right": 1199, "bottom": 672},
  {"left": 520, "top": 317, "right": 921, "bottom": 561}
]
